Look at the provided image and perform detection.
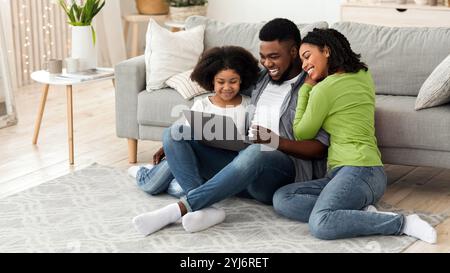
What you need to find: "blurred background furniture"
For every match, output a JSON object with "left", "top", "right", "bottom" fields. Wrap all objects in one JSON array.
[{"left": 123, "top": 14, "right": 168, "bottom": 57}]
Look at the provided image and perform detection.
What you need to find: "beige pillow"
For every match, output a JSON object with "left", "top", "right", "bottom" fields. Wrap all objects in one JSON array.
[
  {"left": 415, "top": 55, "right": 450, "bottom": 110},
  {"left": 145, "top": 19, "right": 205, "bottom": 91},
  {"left": 166, "top": 69, "right": 209, "bottom": 100}
]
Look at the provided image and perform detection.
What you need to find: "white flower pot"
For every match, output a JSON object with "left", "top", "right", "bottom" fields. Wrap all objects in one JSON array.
[{"left": 71, "top": 26, "right": 97, "bottom": 71}]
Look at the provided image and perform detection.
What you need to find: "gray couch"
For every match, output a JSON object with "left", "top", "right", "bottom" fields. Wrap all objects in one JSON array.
[{"left": 115, "top": 17, "right": 450, "bottom": 169}]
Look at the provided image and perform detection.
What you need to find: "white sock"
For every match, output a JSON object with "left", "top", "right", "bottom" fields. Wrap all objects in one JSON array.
[
  {"left": 132, "top": 203, "right": 181, "bottom": 236},
  {"left": 127, "top": 164, "right": 154, "bottom": 178},
  {"left": 143, "top": 164, "right": 154, "bottom": 169},
  {"left": 182, "top": 207, "right": 226, "bottom": 233},
  {"left": 364, "top": 205, "right": 397, "bottom": 216},
  {"left": 363, "top": 205, "right": 378, "bottom": 212},
  {"left": 402, "top": 214, "right": 437, "bottom": 244}
]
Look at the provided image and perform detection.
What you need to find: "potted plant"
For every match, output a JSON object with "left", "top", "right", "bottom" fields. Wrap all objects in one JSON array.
[
  {"left": 58, "top": 0, "right": 106, "bottom": 71},
  {"left": 135, "top": 0, "right": 169, "bottom": 15},
  {"left": 167, "top": 0, "right": 208, "bottom": 23}
]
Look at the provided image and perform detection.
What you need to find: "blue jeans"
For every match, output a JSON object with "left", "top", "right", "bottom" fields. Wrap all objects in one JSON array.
[
  {"left": 273, "top": 166, "right": 405, "bottom": 240},
  {"left": 163, "top": 125, "right": 296, "bottom": 212},
  {"left": 136, "top": 160, "right": 184, "bottom": 198}
]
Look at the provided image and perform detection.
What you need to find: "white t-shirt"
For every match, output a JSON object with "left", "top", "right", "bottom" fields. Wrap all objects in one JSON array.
[
  {"left": 190, "top": 95, "right": 251, "bottom": 135},
  {"left": 250, "top": 75, "right": 299, "bottom": 135}
]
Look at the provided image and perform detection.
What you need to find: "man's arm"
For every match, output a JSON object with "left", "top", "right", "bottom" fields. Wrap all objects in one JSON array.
[
  {"left": 278, "top": 137, "right": 327, "bottom": 160},
  {"left": 252, "top": 125, "right": 327, "bottom": 160}
]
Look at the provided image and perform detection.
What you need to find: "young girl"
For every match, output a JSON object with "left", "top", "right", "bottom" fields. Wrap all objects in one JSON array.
[
  {"left": 130, "top": 46, "right": 260, "bottom": 234},
  {"left": 272, "top": 28, "right": 437, "bottom": 243}
]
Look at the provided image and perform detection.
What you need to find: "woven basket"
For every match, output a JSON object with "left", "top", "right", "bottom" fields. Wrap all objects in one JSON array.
[
  {"left": 169, "top": 5, "right": 207, "bottom": 23},
  {"left": 135, "top": 0, "right": 169, "bottom": 15}
]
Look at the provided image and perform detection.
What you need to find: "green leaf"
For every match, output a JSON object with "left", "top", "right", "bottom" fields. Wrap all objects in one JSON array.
[
  {"left": 69, "top": 6, "right": 78, "bottom": 23},
  {"left": 91, "top": 25, "right": 96, "bottom": 46},
  {"left": 59, "top": 0, "right": 106, "bottom": 26},
  {"left": 92, "top": 0, "right": 106, "bottom": 18},
  {"left": 83, "top": 0, "right": 94, "bottom": 24},
  {"left": 59, "top": 0, "right": 69, "bottom": 14}
]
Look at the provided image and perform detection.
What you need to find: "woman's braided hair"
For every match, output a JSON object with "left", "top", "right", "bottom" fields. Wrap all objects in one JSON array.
[{"left": 301, "top": 28, "right": 367, "bottom": 75}]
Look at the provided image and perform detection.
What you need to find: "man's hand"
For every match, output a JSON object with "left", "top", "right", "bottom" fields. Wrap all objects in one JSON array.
[
  {"left": 153, "top": 146, "right": 165, "bottom": 165},
  {"left": 251, "top": 125, "right": 281, "bottom": 148}
]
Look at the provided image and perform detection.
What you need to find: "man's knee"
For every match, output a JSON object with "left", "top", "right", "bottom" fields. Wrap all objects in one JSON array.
[{"left": 237, "top": 144, "right": 272, "bottom": 164}]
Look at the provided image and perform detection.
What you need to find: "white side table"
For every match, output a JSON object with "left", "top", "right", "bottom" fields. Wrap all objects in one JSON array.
[{"left": 31, "top": 70, "right": 115, "bottom": 165}]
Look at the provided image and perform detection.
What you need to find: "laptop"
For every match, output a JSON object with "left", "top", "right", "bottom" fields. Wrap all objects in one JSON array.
[{"left": 182, "top": 110, "right": 254, "bottom": 151}]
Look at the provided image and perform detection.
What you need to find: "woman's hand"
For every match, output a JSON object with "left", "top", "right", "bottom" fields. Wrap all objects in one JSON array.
[
  {"left": 304, "top": 74, "right": 317, "bottom": 86},
  {"left": 153, "top": 146, "right": 165, "bottom": 165}
]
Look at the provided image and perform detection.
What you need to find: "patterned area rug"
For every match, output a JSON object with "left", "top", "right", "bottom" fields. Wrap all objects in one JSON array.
[{"left": 0, "top": 164, "right": 446, "bottom": 253}]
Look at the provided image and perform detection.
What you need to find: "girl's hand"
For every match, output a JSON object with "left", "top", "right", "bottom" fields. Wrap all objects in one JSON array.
[
  {"left": 304, "top": 74, "right": 317, "bottom": 86},
  {"left": 153, "top": 146, "right": 165, "bottom": 165}
]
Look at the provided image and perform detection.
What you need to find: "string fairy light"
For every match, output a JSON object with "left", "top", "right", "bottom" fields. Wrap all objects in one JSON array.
[
  {"left": 12, "top": 0, "right": 78, "bottom": 85},
  {"left": 20, "top": 0, "right": 29, "bottom": 76},
  {"left": 16, "top": 0, "right": 69, "bottom": 82}
]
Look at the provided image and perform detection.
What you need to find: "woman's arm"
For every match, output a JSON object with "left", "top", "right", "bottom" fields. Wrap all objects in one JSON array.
[{"left": 293, "top": 83, "right": 330, "bottom": 141}]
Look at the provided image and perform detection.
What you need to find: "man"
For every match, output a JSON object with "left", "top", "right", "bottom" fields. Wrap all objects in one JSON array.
[{"left": 132, "top": 18, "right": 329, "bottom": 236}]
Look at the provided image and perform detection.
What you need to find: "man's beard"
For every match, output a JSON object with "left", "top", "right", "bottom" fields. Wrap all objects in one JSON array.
[{"left": 269, "top": 62, "right": 294, "bottom": 85}]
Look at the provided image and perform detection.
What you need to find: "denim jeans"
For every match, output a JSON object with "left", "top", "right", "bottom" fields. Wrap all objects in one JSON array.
[
  {"left": 163, "top": 124, "right": 296, "bottom": 212},
  {"left": 273, "top": 166, "right": 405, "bottom": 240},
  {"left": 136, "top": 160, "right": 184, "bottom": 198}
]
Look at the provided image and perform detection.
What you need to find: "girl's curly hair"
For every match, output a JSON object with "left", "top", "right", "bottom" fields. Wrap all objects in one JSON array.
[
  {"left": 301, "top": 28, "right": 368, "bottom": 75},
  {"left": 191, "top": 46, "right": 260, "bottom": 91}
]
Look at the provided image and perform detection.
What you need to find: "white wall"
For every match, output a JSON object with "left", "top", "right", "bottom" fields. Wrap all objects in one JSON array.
[
  {"left": 119, "top": 0, "right": 346, "bottom": 56},
  {"left": 207, "top": 0, "right": 346, "bottom": 24},
  {"left": 96, "top": 0, "right": 127, "bottom": 67}
]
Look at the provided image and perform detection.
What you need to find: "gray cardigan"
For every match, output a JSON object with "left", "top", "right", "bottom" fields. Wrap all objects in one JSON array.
[{"left": 243, "top": 70, "right": 329, "bottom": 182}]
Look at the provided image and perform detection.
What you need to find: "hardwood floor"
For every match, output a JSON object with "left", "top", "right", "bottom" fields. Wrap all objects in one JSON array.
[
  {"left": 0, "top": 81, "right": 160, "bottom": 199},
  {"left": 0, "top": 81, "right": 449, "bottom": 252}
]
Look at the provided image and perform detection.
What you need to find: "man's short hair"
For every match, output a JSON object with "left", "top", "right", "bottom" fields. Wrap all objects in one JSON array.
[{"left": 259, "top": 18, "right": 301, "bottom": 48}]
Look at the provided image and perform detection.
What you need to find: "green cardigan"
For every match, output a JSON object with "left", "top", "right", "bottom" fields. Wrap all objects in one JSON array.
[{"left": 293, "top": 70, "right": 382, "bottom": 170}]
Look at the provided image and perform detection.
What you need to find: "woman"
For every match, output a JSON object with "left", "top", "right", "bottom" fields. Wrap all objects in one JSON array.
[{"left": 272, "top": 28, "right": 437, "bottom": 243}]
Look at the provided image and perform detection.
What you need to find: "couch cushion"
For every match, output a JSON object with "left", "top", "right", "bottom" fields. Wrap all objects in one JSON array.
[
  {"left": 145, "top": 19, "right": 205, "bottom": 91},
  {"left": 332, "top": 22, "right": 450, "bottom": 96},
  {"left": 185, "top": 16, "right": 328, "bottom": 58},
  {"left": 166, "top": 69, "right": 209, "bottom": 100},
  {"left": 138, "top": 88, "right": 209, "bottom": 127},
  {"left": 375, "top": 95, "right": 450, "bottom": 152},
  {"left": 415, "top": 54, "right": 450, "bottom": 110}
]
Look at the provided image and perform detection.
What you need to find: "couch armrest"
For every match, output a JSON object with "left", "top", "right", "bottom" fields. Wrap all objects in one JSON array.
[{"left": 114, "top": 55, "right": 146, "bottom": 139}]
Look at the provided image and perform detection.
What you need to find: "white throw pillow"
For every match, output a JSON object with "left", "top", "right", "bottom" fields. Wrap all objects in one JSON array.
[
  {"left": 415, "top": 54, "right": 450, "bottom": 110},
  {"left": 166, "top": 69, "right": 209, "bottom": 100},
  {"left": 145, "top": 19, "right": 205, "bottom": 91}
]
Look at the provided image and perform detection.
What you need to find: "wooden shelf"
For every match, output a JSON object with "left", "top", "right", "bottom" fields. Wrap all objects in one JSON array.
[
  {"left": 341, "top": 2, "right": 450, "bottom": 27},
  {"left": 343, "top": 2, "right": 450, "bottom": 11}
]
